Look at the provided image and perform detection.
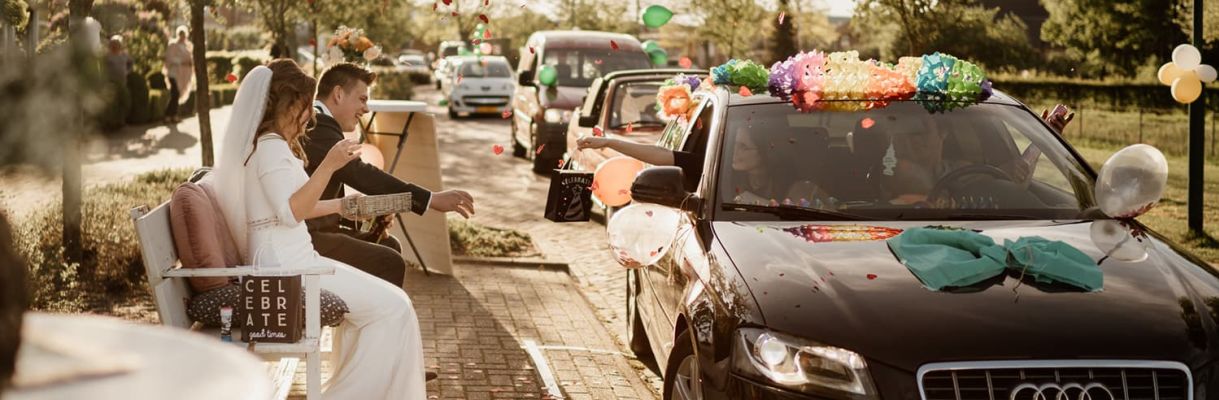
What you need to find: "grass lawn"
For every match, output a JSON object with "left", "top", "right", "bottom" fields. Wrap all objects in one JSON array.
[{"left": 1069, "top": 143, "right": 1219, "bottom": 262}]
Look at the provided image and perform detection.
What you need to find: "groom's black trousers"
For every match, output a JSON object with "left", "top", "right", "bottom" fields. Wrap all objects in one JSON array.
[{"left": 309, "top": 228, "right": 406, "bottom": 289}]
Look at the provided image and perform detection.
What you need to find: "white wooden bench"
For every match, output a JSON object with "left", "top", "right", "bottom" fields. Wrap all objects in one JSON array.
[{"left": 131, "top": 200, "right": 333, "bottom": 400}]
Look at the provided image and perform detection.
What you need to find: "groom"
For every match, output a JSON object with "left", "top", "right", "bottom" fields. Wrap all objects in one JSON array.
[{"left": 304, "top": 62, "right": 475, "bottom": 287}]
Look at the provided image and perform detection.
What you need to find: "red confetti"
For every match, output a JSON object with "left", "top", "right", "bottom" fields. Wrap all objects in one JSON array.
[
  {"left": 451, "top": 11, "right": 458, "bottom": 17},
  {"left": 594, "top": 59, "right": 603, "bottom": 65},
  {"left": 866, "top": 273, "right": 878, "bottom": 280},
  {"left": 535, "top": 144, "right": 545, "bottom": 155},
  {"left": 679, "top": 57, "right": 692, "bottom": 69},
  {"left": 492, "top": 144, "right": 504, "bottom": 155},
  {"left": 618, "top": 189, "right": 629, "bottom": 195},
  {"left": 502, "top": 109, "right": 513, "bottom": 119},
  {"left": 442, "top": 0, "right": 452, "bottom": 4},
  {"left": 739, "top": 86, "right": 752, "bottom": 96},
  {"left": 592, "top": 126, "right": 603, "bottom": 137},
  {"left": 479, "top": 14, "right": 489, "bottom": 23},
  {"left": 308, "top": 38, "right": 316, "bottom": 47},
  {"left": 649, "top": 250, "right": 658, "bottom": 257},
  {"left": 610, "top": 40, "right": 619, "bottom": 50},
  {"left": 484, "top": 0, "right": 490, "bottom": 5},
  {"left": 625, "top": 123, "right": 633, "bottom": 134},
  {"left": 528, "top": 46, "right": 535, "bottom": 54},
  {"left": 472, "top": 38, "right": 481, "bottom": 45},
  {"left": 645, "top": 210, "right": 653, "bottom": 217},
  {"left": 484, "top": 30, "right": 492, "bottom": 39},
  {"left": 557, "top": 159, "right": 565, "bottom": 168},
  {"left": 433, "top": 2, "right": 438, "bottom": 10},
  {"left": 225, "top": 73, "right": 237, "bottom": 83},
  {"left": 861, "top": 117, "right": 875, "bottom": 129},
  {"left": 456, "top": 74, "right": 463, "bottom": 84},
  {"left": 778, "top": 11, "right": 786, "bottom": 25}
]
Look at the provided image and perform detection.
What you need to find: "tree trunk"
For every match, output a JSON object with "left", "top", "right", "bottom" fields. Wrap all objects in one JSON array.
[
  {"left": 769, "top": 0, "right": 797, "bottom": 65},
  {"left": 190, "top": 0, "right": 213, "bottom": 167},
  {"left": 64, "top": 0, "right": 93, "bottom": 264}
]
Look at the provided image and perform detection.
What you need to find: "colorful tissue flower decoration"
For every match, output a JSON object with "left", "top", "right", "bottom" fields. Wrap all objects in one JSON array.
[
  {"left": 711, "top": 59, "right": 770, "bottom": 94},
  {"left": 656, "top": 83, "right": 695, "bottom": 121}
]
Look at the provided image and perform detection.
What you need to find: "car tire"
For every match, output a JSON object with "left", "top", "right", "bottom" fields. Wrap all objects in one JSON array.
[
  {"left": 663, "top": 330, "right": 704, "bottom": 400},
  {"left": 530, "top": 127, "right": 553, "bottom": 174},
  {"left": 435, "top": 81, "right": 441, "bottom": 90},
  {"left": 626, "top": 269, "right": 652, "bottom": 357},
  {"left": 448, "top": 108, "right": 458, "bottom": 119},
  {"left": 511, "top": 117, "right": 527, "bottom": 158}
]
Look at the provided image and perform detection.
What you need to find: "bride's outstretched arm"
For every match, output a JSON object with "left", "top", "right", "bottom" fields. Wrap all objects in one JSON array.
[{"left": 288, "top": 139, "right": 361, "bottom": 222}]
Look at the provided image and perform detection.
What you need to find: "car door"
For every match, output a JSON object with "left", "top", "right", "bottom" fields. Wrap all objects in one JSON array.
[
  {"left": 512, "top": 41, "right": 540, "bottom": 147},
  {"left": 640, "top": 100, "right": 716, "bottom": 361}
]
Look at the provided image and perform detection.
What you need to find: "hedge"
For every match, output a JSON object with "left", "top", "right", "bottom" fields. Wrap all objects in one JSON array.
[{"left": 992, "top": 78, "right": 1219, "bottom": 113}]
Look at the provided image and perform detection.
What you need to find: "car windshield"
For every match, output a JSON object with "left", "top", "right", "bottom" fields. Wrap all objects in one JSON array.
[
  {"left": 459, "top": 60, "right": 512, "bottom": 78},
  {"left": 715, "top": 101, "right": 1095, "bottom": 221},
  {"left": 541, "top": 48, "right": 651, "bottom": 87},
  {"left": 608, "top": 82, "right": 663, "bottom": 129}
]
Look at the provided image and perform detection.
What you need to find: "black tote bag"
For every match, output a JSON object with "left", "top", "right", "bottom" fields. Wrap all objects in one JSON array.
[{"left": 544, "top": 158, "right": 594, "bottom": 222}]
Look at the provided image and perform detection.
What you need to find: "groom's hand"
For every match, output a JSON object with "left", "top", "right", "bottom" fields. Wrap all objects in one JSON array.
[{"left": 429, "top": 190, "right": 475, "bottom": 218}]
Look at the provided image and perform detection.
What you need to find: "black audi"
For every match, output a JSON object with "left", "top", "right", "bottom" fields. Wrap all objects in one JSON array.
[{"left": 620, "top": 87, "right": 1219, "bottom": 400}]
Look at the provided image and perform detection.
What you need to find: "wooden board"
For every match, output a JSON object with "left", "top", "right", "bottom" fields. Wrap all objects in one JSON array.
[{"left": 362, "top": 111, "right": 454, "bottom": 275}]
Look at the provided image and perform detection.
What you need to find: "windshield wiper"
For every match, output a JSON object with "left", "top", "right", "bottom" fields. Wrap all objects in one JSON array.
[
  {"left": 722, "top": 203, "right": 875, "bottom": 221},
  {"left": 610, "top": 121, "right": 665, "bottom": 129}
]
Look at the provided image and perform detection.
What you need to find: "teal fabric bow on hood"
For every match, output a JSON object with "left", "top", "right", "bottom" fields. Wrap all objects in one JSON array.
[{"left": 887, "top": 227, "right": 1102, "bottom": 292}]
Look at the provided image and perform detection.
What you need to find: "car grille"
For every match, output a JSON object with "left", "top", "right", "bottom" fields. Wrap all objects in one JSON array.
[
  {"left": 461, "top": 95, "right": 509, "bottom": 106},
  {"left": 920, "top": 363, "right": 1190, "bottom": 400}
]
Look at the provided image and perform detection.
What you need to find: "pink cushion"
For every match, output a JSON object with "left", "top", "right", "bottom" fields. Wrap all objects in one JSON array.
[{"left": 169, "top": 182, "right": 240, "bottom": 293}]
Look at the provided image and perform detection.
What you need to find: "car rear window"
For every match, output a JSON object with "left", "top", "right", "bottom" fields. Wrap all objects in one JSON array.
[{"left": 460, "top": 60, "right": 513, "bottom": 78}]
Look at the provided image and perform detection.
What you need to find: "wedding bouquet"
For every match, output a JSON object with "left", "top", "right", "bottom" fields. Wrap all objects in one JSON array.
[{"left": 322, "top": 25, "right": 383, "bottom": 67}]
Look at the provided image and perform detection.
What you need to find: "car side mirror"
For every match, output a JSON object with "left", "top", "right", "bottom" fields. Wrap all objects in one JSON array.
[
  {"left": 577, "top": 114, "right": 597, "bottom": 128},
  {"left": 632, "top": 166, "right": 700, "bottom": 212},
  {"left": 518, "top": 71, "right": 533, "bottom": 86}
]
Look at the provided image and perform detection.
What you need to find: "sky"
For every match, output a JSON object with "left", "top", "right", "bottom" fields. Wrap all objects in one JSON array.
[{"left": 824, "top": 0, "right": 858, "bottom": 18}]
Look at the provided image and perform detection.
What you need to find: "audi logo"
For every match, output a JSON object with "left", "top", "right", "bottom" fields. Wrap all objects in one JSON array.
[{"left": 1008, "top": 382, "right": 1116, "bottom": 400}]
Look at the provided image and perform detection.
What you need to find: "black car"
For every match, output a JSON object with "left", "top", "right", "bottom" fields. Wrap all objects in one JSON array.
[{"left": 621, "top": 86, "right": 1219, "bottom": 400}]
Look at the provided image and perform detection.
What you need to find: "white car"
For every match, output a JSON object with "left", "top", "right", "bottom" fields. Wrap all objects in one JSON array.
[
  {"left": 433, "top": 56, "right": 462, "bottom": 90},
  {"left": 445, "top": 56, "right": 515, "bottom": 118}
]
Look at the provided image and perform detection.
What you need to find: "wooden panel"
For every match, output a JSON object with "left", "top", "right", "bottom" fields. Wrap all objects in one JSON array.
[{"left": 365, "top": 111, "right": 454, "bottom": 275}]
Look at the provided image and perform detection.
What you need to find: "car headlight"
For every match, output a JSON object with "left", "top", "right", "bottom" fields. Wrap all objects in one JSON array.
[
  {"left": 543, "top": 109, "right": 571, "bottom": 124},
  {"left": 737, "top": 328, "right": 877, "bottom": 397}
]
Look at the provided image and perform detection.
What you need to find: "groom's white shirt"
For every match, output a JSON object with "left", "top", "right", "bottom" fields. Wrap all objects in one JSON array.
[{"left": 312, "top": 100, "right": 433, "bottom": 212}]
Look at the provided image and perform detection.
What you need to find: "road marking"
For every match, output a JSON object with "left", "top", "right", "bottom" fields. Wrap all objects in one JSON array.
[{"left": 523, "top": 339, "right": 564, "bottom": 399}]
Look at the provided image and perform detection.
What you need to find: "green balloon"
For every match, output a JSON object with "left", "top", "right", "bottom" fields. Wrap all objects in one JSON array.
[
  {"left": 538, "top": 65, "right": 558, "bottom": 86},
  {"left": 648, "top": 48, "right": 668, "bottom": 66},
  {"left": 642, "top": 40, "right": 661, "bottom": 53},
  {"left": 642, "top": 5, "right": 673, "bottom": 28}
]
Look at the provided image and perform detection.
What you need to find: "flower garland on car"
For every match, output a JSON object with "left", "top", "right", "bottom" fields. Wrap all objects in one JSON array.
[
  {"left": 654, "top": 50, "right": 994, "bottom": 119},
  {"left": 322, "top": 25, "right": 383, "bottom": 67}
]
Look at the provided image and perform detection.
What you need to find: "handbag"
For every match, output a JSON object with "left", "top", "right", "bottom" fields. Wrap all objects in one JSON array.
[{"left": 544, "top": 157, "right": 594, "bottom": 222}]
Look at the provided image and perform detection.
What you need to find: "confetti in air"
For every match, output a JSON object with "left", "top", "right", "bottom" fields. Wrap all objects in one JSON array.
[
  {"left": 610, "top": 40, "right": 619, "bottom": 50},
  {"left": 778, "top": 11, "right": 786, "bottom": 25},
  {"left": 492, "top": 145, "right": 504, "bottom": 155}
]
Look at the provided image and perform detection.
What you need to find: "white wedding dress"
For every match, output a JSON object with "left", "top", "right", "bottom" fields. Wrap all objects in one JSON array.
[{"left": 212, "top": 66, "right": 425, "bottom": 400}]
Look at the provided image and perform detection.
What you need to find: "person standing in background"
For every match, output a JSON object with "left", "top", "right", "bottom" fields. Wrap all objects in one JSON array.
[
  {"left": 163, "top": 26, "right": 194, "bottom": 124},
  {"left": 104, "top": 35, "right": 132, "bottom": 84}
]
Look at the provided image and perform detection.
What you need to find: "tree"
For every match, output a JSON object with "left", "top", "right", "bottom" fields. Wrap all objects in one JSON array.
[
  {"left": 188, "top": 0, "right": 213, "bottom": 166},
  {"left": 65, "top": 0, "right": 92, "bottom": 264},
  {"left": 1041, "top": 0, "right": 1187, "bottom": 78},
  {"left": 236, "top": 0, "right": 304, "bottom": 58},
  {"left": 852, "top": 0, "right": 1035, "bottom": 70},
  {"left": 686, "top": 0, "right": 767, "bottom": 60},
  {"left": 768, "top": 0, "right": 797, "bottom": 65},
  {"left": 556, "top": 0, "right": 635, "bottom": 33}
]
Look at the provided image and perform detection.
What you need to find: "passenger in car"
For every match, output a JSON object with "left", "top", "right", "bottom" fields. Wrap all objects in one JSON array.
[{"left": 880, "top": 112, "right": 968, "bottom": 205}]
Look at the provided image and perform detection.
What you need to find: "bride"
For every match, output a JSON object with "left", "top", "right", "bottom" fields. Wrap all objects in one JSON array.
[{"left": 211, "top": 59, "right": 425, "bottom": 399}]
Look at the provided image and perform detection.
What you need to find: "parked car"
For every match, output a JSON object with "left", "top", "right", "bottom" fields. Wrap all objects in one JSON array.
[
  {"left": 445, "top": 55, "right": 515, "bottom": 118},
  {"left": 433, "top": 56, "right": 461, "bottom": 91},
  {"left": 397, "top": 54, "right": 432, "bottom": 84},
  {"left": 565, "top": 68, "right": 704, "bottom": 211},
  {"left": 510, "top": 30, "right": 652, "bottom": 172},
  {"left": 621, "top": 85, "right": 1219, "bottom": 399},
  {"left": 437, "top": 40, "right": 468, "bottom": 60}
]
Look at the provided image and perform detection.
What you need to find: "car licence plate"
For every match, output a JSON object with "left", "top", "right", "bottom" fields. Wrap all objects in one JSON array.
[{"left": 476, "top": 106, "right": 499, "bottom": 113}]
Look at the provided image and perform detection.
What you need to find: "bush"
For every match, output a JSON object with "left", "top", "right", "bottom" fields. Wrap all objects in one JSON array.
[
  {"left": 206, "top": 26, "right": 268, "bottom": 51},
  {"left": 233, "top": 56, "right": 264, "bottom": 81},
  {"left": 447, "top": 218, "right": 538, "bottom": 258},
  {"left": 126, "top": 71, "right": 152, "bottom": 124},
  {"left": 146, "top": 71, "right": 167, "bottom": 90},
  {"left": 371, "top": 70, "right": 415, "bottom": 101},
  {"left": 126, "top": 26, "right": 166, "bottom": 77},
  {"left": 17, "top": 169, "right": 192, "bottom": 312},
  {"left": 205, "top": 55, "right": 233, "bottom": 85},
  {"left": 99, "top": 79, "right": 132, "bottom": 133}
]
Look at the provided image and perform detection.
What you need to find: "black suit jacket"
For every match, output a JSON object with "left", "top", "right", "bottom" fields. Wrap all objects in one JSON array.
[{"left": 303, "top": 110, "right": 432, "bottom": 231}]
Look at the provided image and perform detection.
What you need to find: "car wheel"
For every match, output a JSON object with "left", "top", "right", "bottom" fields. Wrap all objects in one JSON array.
[
  {"left": 511, "top": 117, "right": 527, "bottom": 158},
  {"left": 663, "top": 330, "right": 703, "bottom": 400},
  {"left": 448, "top": 108, "right": 458, "bottom": 119},
  {"left": 435, "top": 81, "right": 441, "bottom": 90},
  {"left": 626, "top": 269, "right": 652, "bottom": 357},
  {"left": 530, "top": 127, "right": 553, "bottom": 174}
]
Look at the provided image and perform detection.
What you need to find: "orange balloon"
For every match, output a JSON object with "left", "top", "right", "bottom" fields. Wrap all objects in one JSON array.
[
  {"left": 359, "top": 143, "right": 385, "bottom": 170},
  {"left": 593, "top": 156, "right": 646, "bottom": 207}
]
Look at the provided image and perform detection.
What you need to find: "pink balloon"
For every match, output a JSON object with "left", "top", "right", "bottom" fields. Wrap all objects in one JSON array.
[
  {"left": 593, "top": 156, "right": 645, "bottom": 207},
  {"left": 360, "top": 143, "right": 385, "bottom": 170}
]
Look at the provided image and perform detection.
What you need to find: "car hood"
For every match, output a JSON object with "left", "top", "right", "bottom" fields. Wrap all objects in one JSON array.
[
  {"left": 712, "top": 220, "right": 1219, "bottom": 372},
  {"left": 539, "top": 85, "right": 587, "bottom": 110},
  {"left": 453, "top": 77, "right": 514, "bottom": 91}
]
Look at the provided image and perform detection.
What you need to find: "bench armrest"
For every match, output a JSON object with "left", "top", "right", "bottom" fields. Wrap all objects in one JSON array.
[{"left": 162, "top": 264, "right": 336, "bottom": 278}]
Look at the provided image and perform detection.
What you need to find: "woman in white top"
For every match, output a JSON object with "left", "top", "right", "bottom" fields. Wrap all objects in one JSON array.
[
  {"left": 163, "top": 26, "right": 194, "bottom": 123},
  {"left": 211, "top": 59, "right": 425, "bottom": 399}
]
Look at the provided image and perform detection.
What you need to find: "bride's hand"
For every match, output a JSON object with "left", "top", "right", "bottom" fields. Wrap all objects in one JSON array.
[{"left": 320, "top": 139, "right": 361, "bottom": 173}]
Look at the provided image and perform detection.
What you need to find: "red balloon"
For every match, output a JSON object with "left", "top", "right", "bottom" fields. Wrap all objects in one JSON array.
[{"left": 593, "top": 156, "right": 645, "bottom": 207}]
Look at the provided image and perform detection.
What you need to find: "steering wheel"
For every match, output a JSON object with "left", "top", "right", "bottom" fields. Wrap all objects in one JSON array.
[{"left": 926, "top": 164, "right": 1014, "bottom": 208}]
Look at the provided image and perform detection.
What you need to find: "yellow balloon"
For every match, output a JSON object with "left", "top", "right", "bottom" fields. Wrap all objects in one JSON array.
[
  {"left": 1172, "top": 76, "right": 1203, "bottom": 103},
  {"left": 1158, "top": 63, "right": 1184, "bottom": 85}
]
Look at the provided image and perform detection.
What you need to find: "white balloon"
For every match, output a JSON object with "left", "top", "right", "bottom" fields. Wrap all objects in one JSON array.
[
  {"left": 1173, "top": 44, "right": 1203, "bottom": 70},
  {"left": 1089, "top": 220, "right": 1148, "bottom": 262},
  {"left": 1197, "top": 64, "right": 1218, "bottom": 83},
  {"left": 479, "top": 42, "right": 493, "bottom": 54},
  {"left": 607, "top": 204, "right": 681, "bottom": 268},
  {"left": 1094, "top": 144, "right": 1169, "bottom": 219}
]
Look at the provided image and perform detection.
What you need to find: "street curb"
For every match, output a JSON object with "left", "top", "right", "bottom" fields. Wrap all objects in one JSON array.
[{"left": 452, "top": 256, "right": 570, "bottom": 273}]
